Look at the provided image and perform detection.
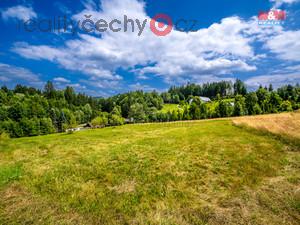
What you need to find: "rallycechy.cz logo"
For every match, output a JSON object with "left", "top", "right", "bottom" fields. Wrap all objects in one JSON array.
[{"left": 258, "top": 9, "right": 286, "bottom": 25}]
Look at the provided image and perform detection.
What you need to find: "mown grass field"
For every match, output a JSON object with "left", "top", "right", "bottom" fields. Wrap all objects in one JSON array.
[
  {"left": 159, "top": 104, "right": 182, "bottom": 113},
  {"left": 0, "top": 114, "right": 299, "bottom": 224}
]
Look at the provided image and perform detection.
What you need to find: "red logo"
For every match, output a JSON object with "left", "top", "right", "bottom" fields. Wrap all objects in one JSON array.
[
  {"left": 258, "top": 10, "right": 286, "bottom": 21},
  {"left": 150, "top": 14, "right": 173, "bottom": 36}
]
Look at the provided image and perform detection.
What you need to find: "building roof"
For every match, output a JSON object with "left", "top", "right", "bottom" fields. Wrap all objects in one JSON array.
[{"left": 199, "top": 96, "right": 211, "bottom": 102}]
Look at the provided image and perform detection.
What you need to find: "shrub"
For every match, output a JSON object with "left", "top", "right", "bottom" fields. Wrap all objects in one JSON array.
[
  {"left": 91, "top": 114, "right": 108, "bottom": 128},
  {"left": 280, "top": 100, "right": 293, "bottom": 112},
  {"left": 0, "top": 132, "right": 10, "bottom": 141},
  {"left": 109, "top": 114, "right": 125, "bottom": 126}
]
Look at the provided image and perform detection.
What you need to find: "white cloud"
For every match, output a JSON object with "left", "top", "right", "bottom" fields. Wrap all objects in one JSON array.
[
  {"left": 270, "top": 0, "right": 300, "bottom": 7},
  {"left": 0, "top": 63, "right": 42, "bottom": 86},
  {"left": 1, "top": 5, "right": 37, "bottom": 21},
  {"left": 80, "top": 79, "right": 122, "bottom": 91},
  {"left": 12, "top": 42, "right": 123, "bottom": 83},
  {"left": 129, "top": 82, "right": 159, "bottom": 92},
  {"left": 286, "top": 64, "right": 300, "bottom": 71},
  {"left": 12, "top": 43, "right": 65, "bottom": 61},
  {"left": 80, "top": 0, "right": 98, "bottom": 10},
  {"left": 245, "top": 73, "right": 300, "bottom": 88},
  {"left": 52, "top": 76, "right": 87, "bottom": 92},
  {"left": 265, "top": 30, "right": 300, "bottom": 61},
  {"left": 70, "top": 83, "right": 85, "bottom": 88},
  {"left": 12, "top": 0, "right": 261, "bottom": 86},
  {"left": 53, "top": 77, "right": 71, "bottom": 83},
  {"left": 11, "top": 0, "right": 299, "bottom": 92}
]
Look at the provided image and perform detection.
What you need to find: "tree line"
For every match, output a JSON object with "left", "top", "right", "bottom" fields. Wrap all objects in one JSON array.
[{"left": 0, "top": 80, "right": 299, "bottom": 138}]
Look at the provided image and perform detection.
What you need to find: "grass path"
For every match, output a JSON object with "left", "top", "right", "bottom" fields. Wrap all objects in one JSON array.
[{"left": 0, "top": 118, "right": 299, "bottom": 224}]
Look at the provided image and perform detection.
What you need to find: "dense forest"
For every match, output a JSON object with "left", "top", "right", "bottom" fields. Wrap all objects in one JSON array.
[{"left": 0, "top": 80, "right": 299, "bottom": 138}]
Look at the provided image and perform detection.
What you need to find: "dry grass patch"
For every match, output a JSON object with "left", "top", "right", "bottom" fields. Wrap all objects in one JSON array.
[
  {"left": 233, "top": 111, "right": 300, "bottom": 140},
  {"left": 109, "top": 180, "right": 136, "bottom": 194},
  {"left": 0, "top": 184, "right": 98, "bottom": 225}
]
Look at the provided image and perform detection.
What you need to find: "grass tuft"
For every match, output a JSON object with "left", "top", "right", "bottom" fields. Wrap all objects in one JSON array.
[{"left": 0, "top": 164, "right": 22, "bottom": 188}]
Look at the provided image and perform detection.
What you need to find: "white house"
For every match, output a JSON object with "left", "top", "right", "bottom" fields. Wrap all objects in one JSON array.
[
  {"left": 189, "top": 96, "right": 211, "bottom": 104},
  {"left": 199, "top": 97, "right": 211, "bottom": 103}
]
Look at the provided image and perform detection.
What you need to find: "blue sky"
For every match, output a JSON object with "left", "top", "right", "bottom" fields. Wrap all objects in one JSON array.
[{"left": 0, "top": 0, "right": 300, "bottom": 96}]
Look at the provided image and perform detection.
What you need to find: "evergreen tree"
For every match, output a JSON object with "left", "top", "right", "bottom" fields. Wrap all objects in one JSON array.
[
  {"left": 44, "top": 81, "right": 56, "bottom": 99},
  {"left": 268, "top": 84, "right": 274, "bottom": 92},
  {"left": 234, "top": 79, "right": 247, "bottom": 96},
  {"left": 64, "top": 86, "right": 76, "bottom": 104}
]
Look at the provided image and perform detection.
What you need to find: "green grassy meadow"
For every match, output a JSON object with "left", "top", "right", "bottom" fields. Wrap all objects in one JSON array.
[
  {"left": 0, "top": 119, "right": 299, "bottom": 224},
  {"left": 159, "top": 104, "right": 182, "bottom": 113}
]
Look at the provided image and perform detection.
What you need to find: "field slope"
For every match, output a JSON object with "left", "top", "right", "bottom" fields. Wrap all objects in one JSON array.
[
  {"left": 0, "top": 115, "right": 299, "bottom": 224},
  {"left": 233, "top": 111, "right": 300, "bottom": 139}
]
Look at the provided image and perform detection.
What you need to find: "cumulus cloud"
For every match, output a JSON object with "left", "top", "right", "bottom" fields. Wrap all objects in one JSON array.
[
  {"left": 53, "top": 82, "right": 87, "bottom": 94},
  {"left": 129, "top": 82, "right": 159, "bottom": 92},
  {"left": 11, "top": 0, "right": 299, "bottom": 93},
  {"left": 270, "top": 0, "right": 300, "bottom": 7},
  {"left": 53, "top": 77, "right": 71, "bottom": 83},
  {"left": 245, "top": 73, "right": 300, "bottom": 88},
  {"left": 52, "top": 76, "right": 88, "bottom": 93},
  {"left": 12, "top": 0, "right": 263, "bottom": 86},
  {"left": 265, "top": 30, "right": 300, "bottom": 61},
  {"left": 0, "top": 63, "right": 42, "bottom": 87},
  {"left": 80, "top": 0, "right": 98, "bottom": 10},
  {"left": 1, "top": 5, "right": 37, "bottom": 21},
  {"left": 12, "top": 41, "right": 122, "bottom": 81}
]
